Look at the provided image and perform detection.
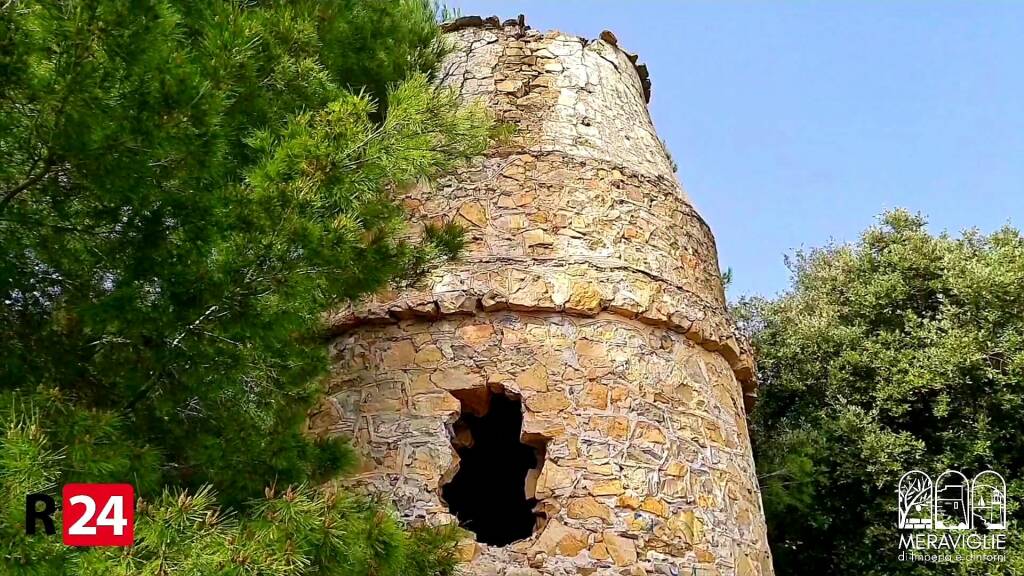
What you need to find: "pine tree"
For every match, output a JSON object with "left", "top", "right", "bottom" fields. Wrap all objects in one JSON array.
[{"left": 0, "top": 1, "right": 490, "bottom": 573}]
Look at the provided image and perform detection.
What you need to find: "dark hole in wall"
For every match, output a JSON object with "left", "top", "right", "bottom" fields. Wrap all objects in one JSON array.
[{"left": 441, "top": 388, "right": 546, "bottom": 546}]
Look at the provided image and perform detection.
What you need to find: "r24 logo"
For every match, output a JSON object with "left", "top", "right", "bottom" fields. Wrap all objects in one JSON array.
[{"left": 26, "top": 483, "right": 135, "bottom": 546}]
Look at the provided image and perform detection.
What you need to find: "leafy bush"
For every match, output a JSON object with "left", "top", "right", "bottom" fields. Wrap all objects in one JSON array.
[{"left": 742, "top": 210, "right": 1024, "bottom": 575}]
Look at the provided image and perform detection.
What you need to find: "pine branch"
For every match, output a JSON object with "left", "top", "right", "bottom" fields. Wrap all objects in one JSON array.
[{"left": 0, "top": 155, "right": 53, "bottom": 214}]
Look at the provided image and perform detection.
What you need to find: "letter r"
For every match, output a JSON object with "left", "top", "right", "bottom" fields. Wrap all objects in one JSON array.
[{"left": 25, "top": 494, "right": 56, "bottom": 535}]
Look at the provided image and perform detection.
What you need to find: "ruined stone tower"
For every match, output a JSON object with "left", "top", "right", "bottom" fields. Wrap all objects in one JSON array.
[{"left": 311, "top": 16, "right": 774, "bottom": 576}]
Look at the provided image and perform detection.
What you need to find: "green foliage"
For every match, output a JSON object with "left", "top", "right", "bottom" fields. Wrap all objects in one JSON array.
[
  {"left": 658, "top": 138, "right": 678, "bottom": 173},
  {"left": 740, "top": 210, "right": 1024, "bottom": 575},
  {"left": 0, "top": 0, "right": 489, "bottom": 572},
  {"left": 72, "top": 483, "right": 460, "bottom": 576},
  {"left": 1, "top": 413, "right": 466, "bottom": 576}
]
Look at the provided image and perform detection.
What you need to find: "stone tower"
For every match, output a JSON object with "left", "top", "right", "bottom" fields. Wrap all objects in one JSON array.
[{"left": 311, "top": 16, "right": 774, "bottom": 576}]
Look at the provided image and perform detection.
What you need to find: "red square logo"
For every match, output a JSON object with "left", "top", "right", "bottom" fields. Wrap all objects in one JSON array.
[{"left": 62, "top": 484, "right": 135, "bottom": 546}]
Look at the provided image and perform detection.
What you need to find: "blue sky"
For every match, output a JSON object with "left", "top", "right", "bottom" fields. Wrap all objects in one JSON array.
[{"left": 446, "top": 1, "right": 1024, "bottom": 298}]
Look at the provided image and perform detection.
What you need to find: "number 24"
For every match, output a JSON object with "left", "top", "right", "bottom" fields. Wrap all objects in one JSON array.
[{"left": 68, "top": 495, "right": 128, "bottom": 536}]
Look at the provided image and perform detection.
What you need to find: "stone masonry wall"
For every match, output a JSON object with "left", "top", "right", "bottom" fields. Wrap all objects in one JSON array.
[{"left": 310, "top": 17, "right": 774, "bottom": 576}]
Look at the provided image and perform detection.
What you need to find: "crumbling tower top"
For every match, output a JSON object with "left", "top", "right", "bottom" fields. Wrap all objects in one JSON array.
[{"left": 335, "top": 14, "right": 758, "bottom": 410}]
